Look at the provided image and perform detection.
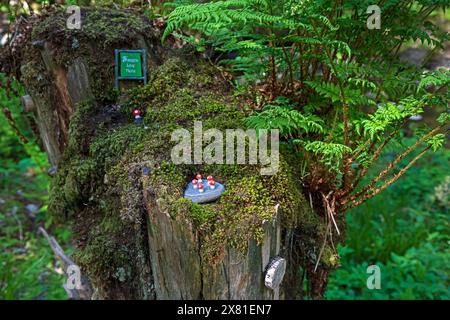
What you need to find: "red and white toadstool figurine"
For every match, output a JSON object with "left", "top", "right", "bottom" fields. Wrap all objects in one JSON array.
[
  {"left": 192, "top": 179, "right": 198, "bottom": 189},
  {"left": 207, "top": 175, "right": 213, "bottom": 182},
  {"left": 132, "top": 109, "right": 143, "bottom": 124},
  {"left": 198, "top": 183, "right": 204, "bottom": 193},
  {"left": 208, "top": 180, "right": 215, "bottom": 190},
  {"left": 196, "top": 174, "right": 203, "bottom": 184}
]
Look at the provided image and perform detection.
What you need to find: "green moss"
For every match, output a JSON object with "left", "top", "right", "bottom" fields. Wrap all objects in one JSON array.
[
  {"left": 215, "top": 175, "right": 275, "bottom": 248},
  {"left": 90, "top": 124, "right": 148, "bottom": 169},
  {"left": 20, "top": 61, "right": 50, "bottom": 99},
  {"left": 190, "top": 202, "right": 217, "bottom": 225},
  {"left": 27, "top": 6, "right": 157, "bottom": 103},
  {"left": 169, "top": 198, "right": 193, "bottom": 218},
  {"left": 32, "top": 7, "right": 153, "bottom": 49},
  {"left": 321, "top": 246, "right": 340, "bottom": 268}
]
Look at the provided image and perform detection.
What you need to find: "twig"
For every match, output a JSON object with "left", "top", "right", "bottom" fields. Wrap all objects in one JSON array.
[
  {"left": 322, "top": 192, "right": 340, "bottom": 235},
  {"left": 345, "top": 124, "right": 444, "bottom": 205},
  {"left": 2, "top": 108, "right": 29, "bottom": 144},
  {"left": 344, "top": 124, "right": 404, "bottom": 199},
  {"left": 314, "top": 219, "right": 331, "bottom": 273},
  {"left": 39, "top": 227, "right": 93, "bottom": 300},
  {"left": 39, "top": 227, "right": 75, "bottom": 268},
  {"left": 11, "top": 206, "right": 24, "bottom": 243},
  {"left": 346, "top": 145, "right": 432, "bottom": 210}
]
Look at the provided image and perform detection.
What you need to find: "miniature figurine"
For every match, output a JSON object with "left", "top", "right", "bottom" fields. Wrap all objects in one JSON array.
[
  {"left": 132, "top": 109, "right": 143, "bottom": 124},
  {"left": 184, "top": 174, "right": 225, "bottom": 203}
]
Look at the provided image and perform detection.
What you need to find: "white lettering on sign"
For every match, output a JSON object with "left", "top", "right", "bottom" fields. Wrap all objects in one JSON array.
[{"left": 122, "top": 57, "right": 139, "bottom": 63}]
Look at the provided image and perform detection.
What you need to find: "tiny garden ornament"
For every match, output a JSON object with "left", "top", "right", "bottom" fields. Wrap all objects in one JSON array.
[
  {"left": 184, "top": 174, "right": 225, "bottom": 203},
  {"left": 206, "top": 175, "right": 215, "bottom": 189},
  {"left": 132, "top": 109, "right": 143, "bottom": 124}
]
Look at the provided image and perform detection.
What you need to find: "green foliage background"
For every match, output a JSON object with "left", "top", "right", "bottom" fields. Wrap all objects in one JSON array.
[
  {"left": 0, "top": 75, "right": 68, "bottom": 299},
  {"left": 327, "top": 143, "right": 449, "bottom": 299}
]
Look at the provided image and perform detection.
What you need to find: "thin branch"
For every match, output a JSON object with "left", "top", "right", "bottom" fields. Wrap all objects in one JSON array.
[
  {"left": 345, "top": 145, "right": 432, "bottom": 210},
  {"left": 39, "top": 227, "right": 93, "bottom": 300},
  {"left": 39, "top": 227, "right": 75, "bottom": 268},
  {"left": 344, "top": 124, "right": 443, "bottom": 205},
  {"left": 344, "top": 123, "right": 405, "bottom": 198},
  {"left": 2, "top": 107, "right": 29, "bottom": 144}
]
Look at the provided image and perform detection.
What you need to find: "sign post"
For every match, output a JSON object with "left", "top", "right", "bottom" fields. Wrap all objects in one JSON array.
[{"left": 115, "top": 49, "right": 147, "bottom": 89}]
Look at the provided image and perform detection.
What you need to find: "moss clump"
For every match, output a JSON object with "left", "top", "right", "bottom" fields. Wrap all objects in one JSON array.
[
  {"left": 20, "top": 61, "right": 50, "bottom": 100},
  {"left": 25, "top": 6, "right": 160, "bottom": 103},
  {"left": 31, "top": 7, "right": 155, "bottom": 51}
]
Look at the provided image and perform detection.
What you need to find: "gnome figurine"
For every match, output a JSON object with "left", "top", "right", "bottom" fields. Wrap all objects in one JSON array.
[{"left": 132, "top": 109, "right": 143, "bottom": 124}]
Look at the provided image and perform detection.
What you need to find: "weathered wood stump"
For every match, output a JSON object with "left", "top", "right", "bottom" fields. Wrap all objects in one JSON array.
[{"left": 1, "top": 7, "right": 340, "bottom": 300}]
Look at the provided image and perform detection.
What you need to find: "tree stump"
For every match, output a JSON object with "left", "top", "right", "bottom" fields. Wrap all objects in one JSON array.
[{"left": 1, "top": 6, "right": 340, "bottom": 300}]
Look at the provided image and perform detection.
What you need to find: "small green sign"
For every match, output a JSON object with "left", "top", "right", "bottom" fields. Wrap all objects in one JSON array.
[
  {"left": 120, "top": 52, "right": 143, "bottom": 78},
  {"left": 115, "top": 49, "right": 147, "bottom": 89}
]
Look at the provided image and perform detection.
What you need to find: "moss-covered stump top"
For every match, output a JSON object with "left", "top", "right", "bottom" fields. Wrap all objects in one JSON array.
[
  {"left": 2, "top": 6, "right": 164, "bottom": 102},
  {"left": 49, "top": 55, "right": 328, "bottom": 298}
]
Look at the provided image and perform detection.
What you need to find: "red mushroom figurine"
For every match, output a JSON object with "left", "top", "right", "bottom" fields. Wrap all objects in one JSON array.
[
  {"left": 192, "top": 179, "right": 198, "bottom": 189},
  {"left": 196, "top": 174, "right": 203, "bottom": 184},
  {"left": 208, "top": 180, "right": 215, "bottom": 190},
  {"left": 198, "top": 183, "right": 204, "bottom": 193},
  {"left": 132, "top": 109, "right": 143, "bottom": 124},
  {"left": 207, "top": 175, "right": 213, "bottom": 182}
]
